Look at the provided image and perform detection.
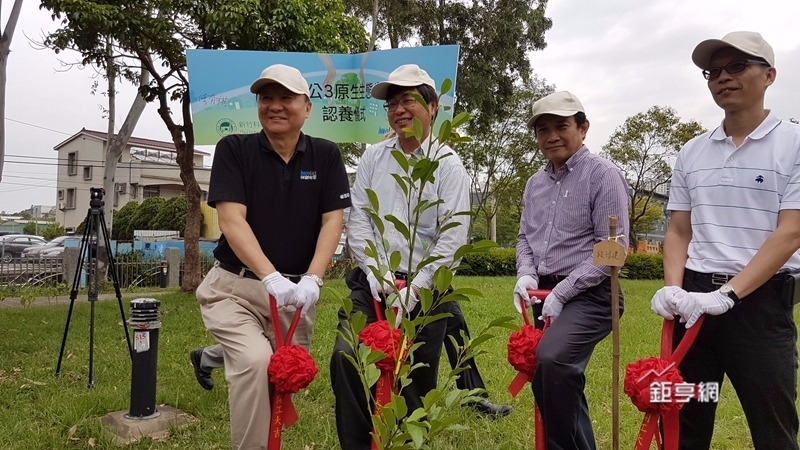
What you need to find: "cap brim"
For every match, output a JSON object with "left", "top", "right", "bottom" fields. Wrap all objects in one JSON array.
[
  {"left": 249, "top": 78, "right": 306, "bottom": 95},
  {"left": 370, "top": 80, "right": 424, "bottom": 100},
  {"left": 692, "top": 39, "right": 736, "bottom": 69},
  {"left": 527, "top": 109, "right": 581, "bottom": 129}
]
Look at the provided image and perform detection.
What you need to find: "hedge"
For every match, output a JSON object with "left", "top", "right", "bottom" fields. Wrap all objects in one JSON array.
[{"left": 327, "top": 249, "right": 664, "bottom": 280}]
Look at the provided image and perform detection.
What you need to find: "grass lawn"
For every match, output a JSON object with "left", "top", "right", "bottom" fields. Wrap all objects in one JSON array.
[{"left": 0, "top": 277, "right": 791, "bottom": 449}]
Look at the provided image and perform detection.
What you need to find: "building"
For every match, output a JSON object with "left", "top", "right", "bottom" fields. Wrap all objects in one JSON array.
[{"left": 54, "top": 129, "right": 211, "bottom": 232}]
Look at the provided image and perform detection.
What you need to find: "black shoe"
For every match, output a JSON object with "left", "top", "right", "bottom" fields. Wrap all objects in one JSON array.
[
  {"left": 469, "top": 399, "right": 513, "bottom": 418},
  {"left": 190, "top": 349, "right": 214, "bottom": 390}
]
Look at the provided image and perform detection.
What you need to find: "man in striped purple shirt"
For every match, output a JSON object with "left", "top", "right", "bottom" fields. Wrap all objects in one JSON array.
[{"left": 514, "top": 91, "right": 629, "bottom": 449}]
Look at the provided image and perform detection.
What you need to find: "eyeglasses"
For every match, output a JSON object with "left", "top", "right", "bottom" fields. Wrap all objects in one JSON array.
[
  {"left": 383, "top": 97, "right": 419, "bottom": 112},
  {"left": 702, "top": 60, "right": 770, "bottom": 80}
]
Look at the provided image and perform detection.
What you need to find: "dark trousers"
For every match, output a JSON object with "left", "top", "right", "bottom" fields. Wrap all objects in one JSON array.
[
  {"left": 445, "top": 300, "right": 487, "bottom": 392},
  {"left": 531, "top": 278, "right": 620, "bottom": 450},
  {"left": 673, "top": 270, "right": 799, "bottom": 450},
  {"left": 330, "top": 268, "right": 449, "bottom": 450}
]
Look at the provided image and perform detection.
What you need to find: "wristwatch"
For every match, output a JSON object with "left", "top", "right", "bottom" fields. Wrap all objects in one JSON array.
[
  {"left": 719, "top": 283, "right": 741, "bottom": 303},
  {"left": 303, "top": 273, "right": 324, "bottom": 287}
]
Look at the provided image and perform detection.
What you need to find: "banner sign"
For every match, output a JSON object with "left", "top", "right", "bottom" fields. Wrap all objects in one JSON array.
[{"left": 186, "top": 46, "right": 460, "bottom": 145}]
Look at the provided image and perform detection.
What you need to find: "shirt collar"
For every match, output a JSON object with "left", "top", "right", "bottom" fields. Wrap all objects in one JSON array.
[
  {"left": 709, "top": 110, "right": 781, "bottom": 141},
  {"left": 544, "top": 145, "right": 590, "bottom": 175},
  {"left": 258, "top": 130, "right": 307, "bottom": 154},
  {"left": 383, "top": 135, "right": 441, "bottom": 158}
]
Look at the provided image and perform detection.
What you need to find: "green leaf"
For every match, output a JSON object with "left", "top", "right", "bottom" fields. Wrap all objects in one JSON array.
[
  {"left": 385, "top": 215, "right": 410, "bottom": 240},
  {"left": 391, "top": 149, "right": 410, "bottom": 172},
  {"left": 364, "top": 364, "right": 380, "bottom": 387},
  {"left": 389, "top": 251, "right": 402, "bottom": 273},
  {"left": 440, "top": 78, "right": 453, "bottom": 96},
  {"left": 366, "top": 188, "right": 380, "bottom": 211},
  {"left": 391, "top": 173, "right": 410, "bottom": 196},
  {"left": 451, "top": 111, "right": 470, "bottom": 129},
  {"left": 432, "top": 267, "right": 453, "bottom": 293}
]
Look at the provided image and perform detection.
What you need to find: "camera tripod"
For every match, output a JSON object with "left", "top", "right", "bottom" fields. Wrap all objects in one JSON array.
[{"left": 55, "top": 187, "right": 132, "bottom": 387}]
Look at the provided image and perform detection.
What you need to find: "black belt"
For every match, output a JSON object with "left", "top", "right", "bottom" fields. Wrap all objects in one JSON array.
[
  {"left": 539, "top": 274, "right": 568, "bottom": 285},
  {"left": 394, "top": 271, "right": 408, "bottom": 280},
  {"left": 684, "top": 268, "right": 786, "bottom": 287},
  {"left": 217, "top": 261, "right": 301, "bottom": 283}
]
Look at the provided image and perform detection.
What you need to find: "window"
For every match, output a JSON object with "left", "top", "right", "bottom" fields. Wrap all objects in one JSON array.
[
  {"left": 66, "top": 188, "right": 76, "bottom": 209},
  {"left": 83, "top": 166, "right": 92, "bottom": 180},
  {"left": 67, "top": 152, "right": 78, "bottom": 176},
  {"left": 58, "top": 190, "right": 64, "bottom": 200},
  {"left": 143, "top": 185, "right": 160, "bottom": 198}
]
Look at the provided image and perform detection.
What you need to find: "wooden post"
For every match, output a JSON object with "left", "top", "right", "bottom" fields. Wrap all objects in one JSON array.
[{"left": 593, "top": 215, "right": 626, "bottom": 450}]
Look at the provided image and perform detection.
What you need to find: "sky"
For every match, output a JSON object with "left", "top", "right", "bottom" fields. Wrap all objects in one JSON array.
[{"left": 2, "top": 0, "right": 800, "bottom": 214}]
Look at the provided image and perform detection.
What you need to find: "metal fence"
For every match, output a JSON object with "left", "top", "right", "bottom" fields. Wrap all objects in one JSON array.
[{"left": 1, "top": 257, "right": 165, "bottom": 289}]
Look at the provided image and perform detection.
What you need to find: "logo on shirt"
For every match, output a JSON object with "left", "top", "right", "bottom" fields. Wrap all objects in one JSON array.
[
  {"left": 340, "top": 193, "right": 350, "bottom": 200},
  {"left": 300, "top": 170, "right": 318, "bottom": 180},
  {"left": 755, "top": 175, "right": 764, "bottom": 183}
]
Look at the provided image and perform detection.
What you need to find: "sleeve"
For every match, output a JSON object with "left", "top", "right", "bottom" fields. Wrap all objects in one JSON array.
[
  {"left": 551, "top": 166, "right": 630, "bottom": 302},
  {"left": 321, "top": 142, "right": 352, "bottom": 213},
  {"left": 414, "top": 158, "right": 472, "bottom": 290},
  {"left": 515, "top": 176, "right": 538, "bottom": 280},
  {"left": 207, "top": 136, "right": 246, "bottom": 208},
  {"left": 666, "top": 150, "right": 691, "bottom": 212},
  {"left": 346, "top": 145, "right": 381, "bottom": 274}
]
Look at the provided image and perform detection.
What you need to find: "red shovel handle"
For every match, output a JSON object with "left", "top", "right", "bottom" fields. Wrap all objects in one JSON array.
[{"left": 520, "top": 289, "right": 551, "bottom": 326}]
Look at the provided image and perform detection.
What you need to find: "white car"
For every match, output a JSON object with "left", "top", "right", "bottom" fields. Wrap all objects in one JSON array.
[{"left": 21, "top": 236, "right": 71, "bottom": 260}]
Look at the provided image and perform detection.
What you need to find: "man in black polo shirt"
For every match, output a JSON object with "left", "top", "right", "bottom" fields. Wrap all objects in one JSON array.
[{"left": 194, "top": 63, "right": 351, "bottom": 450}]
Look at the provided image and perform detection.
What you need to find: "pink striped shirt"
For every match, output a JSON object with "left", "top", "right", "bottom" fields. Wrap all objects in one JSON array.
[{"left": 516, "top": 146, "right": 630, "bottom": 301}]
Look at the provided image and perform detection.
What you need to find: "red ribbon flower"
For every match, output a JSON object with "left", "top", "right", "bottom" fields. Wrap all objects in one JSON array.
[
  {"left": 268, "top": 345, "right": 319, "bottom": 394},
  {"left": 624, "top": 357, "right": 687, "bottom": 414},
  {"left": 360, "top": 320, "right": 403, "bottom": 371},
  {"left": 507, "top": 324, "right": 544, "bottom": 397}
]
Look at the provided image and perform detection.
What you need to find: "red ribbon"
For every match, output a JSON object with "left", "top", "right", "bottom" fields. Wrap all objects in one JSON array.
[
  {"left": 267, "top": 296, "right": 314, "bottom": 450},
  {"left": 362, "top": 278, "right": 407, "bottom": 450},
  {"left": 626, "top": 316, "right": 705, "bottom": 450},
  {"left": 507, "top": 288, "right": 551, "bottom": 450}
]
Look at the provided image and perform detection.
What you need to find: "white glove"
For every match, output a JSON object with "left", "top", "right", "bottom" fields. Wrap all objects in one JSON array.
[
  {"left": 391, "top": 286, "right": 420, "bottom": 328},
  {"left": 367, "top": 269, "right": 394, "bottom": 300},
  {"left": 674, "top": 290, "right": 734, "bottom": 328},
  {"left": 262, "top": 272, "right": 298, "bottom": 307},
  {"left": 540, "top": 292, "right": 564, "bottom": 324},
  {"left": 650, "top": 286, "right": 685, "bottom": 319},
  {"left": 513, "top": 275, "right": 538, "bottom": 313},
  {"left": 294, "top": 276, "right": 320, "bottom": 314}
]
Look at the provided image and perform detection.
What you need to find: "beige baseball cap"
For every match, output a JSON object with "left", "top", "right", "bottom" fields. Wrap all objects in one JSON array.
[
  {"left": 249, "top": 64, "right": 310, "bottom": 96},
  {"left": 527, "top": 91, "right": 585, "bottom": 129},
  {"left": 692, "top": 31, "right": 774, "bottom": 69},
  {"left": 371, "top": 64, "right": 436, "bottom": 100}
]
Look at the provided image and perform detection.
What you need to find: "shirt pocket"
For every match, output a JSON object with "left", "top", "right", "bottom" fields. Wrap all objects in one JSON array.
[{"left": 554, "top": 187, "right": 592, "bottom": 234}]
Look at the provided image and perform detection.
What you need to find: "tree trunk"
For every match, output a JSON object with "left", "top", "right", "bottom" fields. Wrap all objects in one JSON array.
[
  {"left": 172, "top": 92, "right": 201, "bottom": 292},
  {"left": 0, "top": 0, "right": 24, "bottom": 182}
]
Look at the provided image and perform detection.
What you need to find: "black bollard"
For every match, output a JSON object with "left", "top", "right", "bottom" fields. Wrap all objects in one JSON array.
[
  {"left": 159, "top": 260, "right": 168, "bottom": 288},
  {"left": 126, "top": 298, "right": 162, "bottom": 419}
]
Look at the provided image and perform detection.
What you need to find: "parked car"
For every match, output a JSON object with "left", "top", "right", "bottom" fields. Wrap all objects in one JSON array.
[
  {"left": 21, "top": 235, "right": 71, "bottom": 260},
  {"left": 0, "top": 234, "right": 48, "bottom": 262}
]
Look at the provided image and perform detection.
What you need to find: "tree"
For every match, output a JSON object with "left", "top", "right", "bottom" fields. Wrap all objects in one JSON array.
[
  {"left": 42, "top": 222, "right": 66, "bottom": 240},
  {"left": 630, "top": 196, "right": 664, "bottom": 240},
  {"left": 111, "top": 200, "right": 139, "bottom": 240},
  {"left": 601, "top": 106, "right": 704, "bottom": 250},
  {"left": 344, "top": 0, "right": 552, "bottom": 133},
  {"left": 0, "top": 0, "right": 23, "bottom": 182},
  {"left": 150, "top": 195, "right": 187, "bottom": 235},
  {"left": 461, "top": 78, "right": 552, "bottom": 241},
  {"left": 128, "top": 196, "right": 165, "bottom": 235},
  {"left": 41, "top": 0, "right": 368, "bottom": 290},
  {"left": 23, "top": 221, "right": 38, "bottom": 236}
]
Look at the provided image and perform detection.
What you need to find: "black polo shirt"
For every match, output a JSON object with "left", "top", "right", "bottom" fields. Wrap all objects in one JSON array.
[{"left": 208, "top": 131, "right": 351, "bottom": 275}]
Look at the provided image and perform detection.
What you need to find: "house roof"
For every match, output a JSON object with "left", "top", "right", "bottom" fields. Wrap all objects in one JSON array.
[{"left": 54, "top": 128, "right": 211, "bottom": 156}]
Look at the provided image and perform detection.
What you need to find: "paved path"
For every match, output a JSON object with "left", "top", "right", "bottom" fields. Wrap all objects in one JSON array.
[{"left": 0, "top": 291, "right": 171, "bottom": 309}]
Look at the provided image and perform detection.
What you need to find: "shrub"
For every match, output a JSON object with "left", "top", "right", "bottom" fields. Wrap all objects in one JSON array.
[
  {"left": 457, "top": 248, "right": 516, "bottom": 276},
  {"left": 622, "top": 253, "right": 664, "bottom": 279}
]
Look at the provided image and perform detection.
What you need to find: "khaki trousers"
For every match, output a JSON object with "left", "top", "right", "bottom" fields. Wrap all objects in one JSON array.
[{"left": 196, "top": 266, "right": 316, "bottom": 450}]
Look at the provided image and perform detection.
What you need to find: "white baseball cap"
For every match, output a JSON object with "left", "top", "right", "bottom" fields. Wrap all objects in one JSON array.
[
  {"left": 249, "top": 64, "right": 310, "bottom": 96},
  {"left": 371, "top": 64, "right": 436, "bottom": 100},
  {"left": 692, "top": 31, "right": 774, "bottom": 69},
  {"left": 527, "top": 91, "right": 585, "bottom": 129}
]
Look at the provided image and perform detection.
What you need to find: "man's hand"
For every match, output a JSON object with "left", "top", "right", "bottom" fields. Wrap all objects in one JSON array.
[
  {"left": 262, "top": 272, "right": 298, "bottom": 307},
  {"left": 674, "top": 290, "right": 734, "bottom": 328},
  {"left": 650, "top": 286, "right": 686, "bottom": 319},
  {"left": 391, "top": 285, "right": 420, "bottom": 328},
  {"left": 294, "top": 276, "right": 321, "bottom": 314},
  {"left": 367, "top": 270, "right": 394, "bottom": 300},
  {"left": 540, "top": 292, "right": 564, "bottom": 324},
  {"left": 513, "top": 275, "right": 538, "bottom": 313}
]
